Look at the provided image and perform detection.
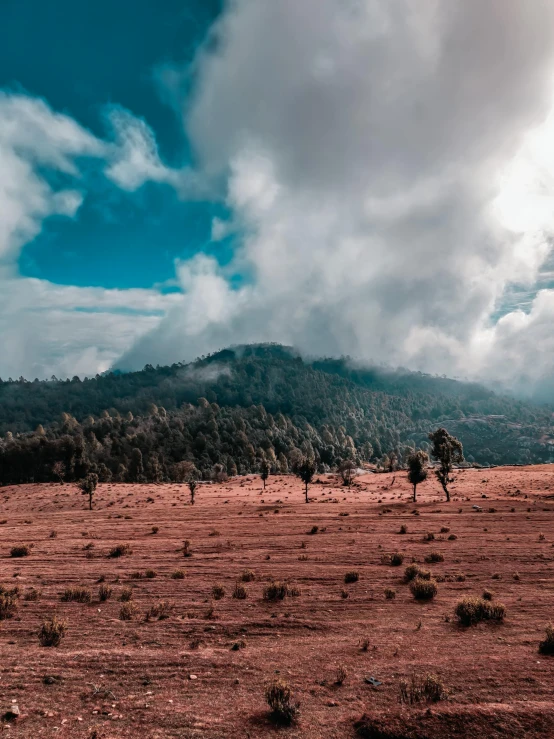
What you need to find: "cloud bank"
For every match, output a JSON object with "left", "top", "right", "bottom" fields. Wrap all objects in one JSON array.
[
  {"left": 119, "top": 0, "right": 554, "bottom": 398},
  {"left": 5, "top": 1, "right": 554, "bottom": 400}
]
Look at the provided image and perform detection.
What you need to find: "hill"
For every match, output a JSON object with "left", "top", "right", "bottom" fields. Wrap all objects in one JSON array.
[{"left": 0, "top": 343, "right": 553, "bottom": 484}]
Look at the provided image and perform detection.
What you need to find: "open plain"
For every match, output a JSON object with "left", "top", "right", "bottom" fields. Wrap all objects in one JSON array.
[{"left": 1, "top": 466, "right": 554, "bottom": 737}]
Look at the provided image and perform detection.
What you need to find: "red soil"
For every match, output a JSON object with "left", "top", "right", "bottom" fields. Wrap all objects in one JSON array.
[{"left": 1, "top": 466, "right": 554, "bottom": 737}]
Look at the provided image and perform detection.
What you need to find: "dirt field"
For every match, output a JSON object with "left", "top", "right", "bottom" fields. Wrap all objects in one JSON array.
[{"left": 1, "top": 466, "right": 554, "bottom": 738}]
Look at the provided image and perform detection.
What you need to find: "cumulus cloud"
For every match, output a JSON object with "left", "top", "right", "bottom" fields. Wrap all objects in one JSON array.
[
  {"left": 119, "top": 0, "right": 554, "bottom": 399},
  {"left": 0, "top": 92, "right": 187, "bottom": 378}
]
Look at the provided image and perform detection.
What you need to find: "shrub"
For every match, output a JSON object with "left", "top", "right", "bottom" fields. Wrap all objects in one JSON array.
[
  {"left": 145, "top": 569, "right": 157, "bottom": 579},
  {"left": 241, "top": 569, "right": 255, "bottom": 582},
  {"left": 399, "top": 673, "right": 446, "bottom": 704},
  {"left": 399, "top": 524, "right": 408, "bottom": 534},
  {"left": 130, "top": 571, "right": 144, "bottom": 579},
  {"left": 231, "top": 582, "right": 247, "bottom": 599},
  {"left": 61, "top": 587, "right": 92, "bottom": 603},
  {"left": 144, "top": 601, "right": 171, "bottom": 621},
  {"left": 344, "top": 571, "right": 359, "bottom": 584},
  {"left": 263, "top": 581, "right": 288, "bottom": 601},
  {"left": 183, "top": 539, "right": 192, "bottom": 557},
  {"left": 119, "top": 587, "right": 133, "bottom": 602},
  {"left": 440, "top": 527, "right": 450, "bottom": 533},
  {"left": 539, "top": 624, "right": 554, "bottom": 655},
  {"left": 390, "top": 552, "right": 404, "bottom": 567},
  {"left": 423, "top": 532, "right": 435, "bottom": 542},
  {"left": 404, "top": 564, "right": 430, "bottom": 582},
  {"left": 482, "top": 589, "right": 493, "bottom": 601},
  {"left": 384, "top": 587, "right": 396, "bottom": 600},
  {"left": 308, "top": 526, "right": 319, "bottom": 535},
  {"left": 151, "top": 526, "right": 159, "bottom": 534},
  {"left": 119, "top": 603, "right": 136, "bottom": 621},
  {"left": 448, "top": 534, "right": 457, "bottom": 541},
  {"left": 108, "top": 544, "right": 131, "bottom": 558},
  {"left": 98, "top": 584, "right": 112, "bottom": 602},
  {"left": 424, "top": 552, "right": 444, "bottom": 564},
  {"left": 288, "top": 584, "right": 301, "bottom": 597},
  {"left": 39, "top": 616, "right": 67, "bottom": 647},
  {"left": 0, "top": 591, "right": 18, "bottom": 620},
  {"left": 24, "top": 588, "right": 40, "bottom": 602},
  {"left": 513, "top": 572, "right": 520, "bottom": 581},
  {"left": 171, "top": 569, "right": 185, "bottom": 580},
  {"left": 335, "top": 665, "right": 347, "bottom": 685},
  {"left": 265, "top": 679, "right": 299, "bottom": 725},
  {"left": 454, "top": 597, "right": 506, "bottom": 626},
  {"left": 212, "top": 584, "right": 225, "bottom": 600},
  {"left": 410, "top": 577, "right": 438, "bottom": 600},
  {"left": 10, "top": 545, "right": 30, "bottom": 558}
]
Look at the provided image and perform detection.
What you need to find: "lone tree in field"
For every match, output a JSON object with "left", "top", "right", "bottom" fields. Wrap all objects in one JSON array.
[
  {"left": 77, "top": 472, "right": 98, "bottom": 510},
  {"left": 338, "top": 459, "right": 356, "bottom": 486},
  {"left": 52, "top": 461, "right": 66, "bottom": 485},
  {"left": 261, "top": 459, "right": 270, "bottom": 489},
  {"left": 189, "top": 479, "right": 198, "bottom": 505},
  {"left": 428, "top": 428, "right": 463, "bottom": 502},
  {"left": 293, "top": 455, "right": 317, "bottom": 503},
  {"left": 407, "top": 450, "right": 428, "bottom": 502}
]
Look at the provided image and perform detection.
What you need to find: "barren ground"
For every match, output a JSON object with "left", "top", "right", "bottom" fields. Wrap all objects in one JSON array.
[{"left": 1, "top": 466, "right": 554, "bottom": 737}]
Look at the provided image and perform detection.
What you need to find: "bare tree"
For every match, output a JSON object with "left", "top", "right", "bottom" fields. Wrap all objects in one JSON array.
[{"left": 428, "top": 428, "right": 463, "bottom": 502}]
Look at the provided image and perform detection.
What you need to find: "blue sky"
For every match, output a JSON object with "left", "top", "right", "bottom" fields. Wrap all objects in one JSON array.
[
  {"left": 0, "top": 0, "right": 223, "bottom": 290},
  {"left": 2, "top": 1, "right": 554, "bottom": 399}
]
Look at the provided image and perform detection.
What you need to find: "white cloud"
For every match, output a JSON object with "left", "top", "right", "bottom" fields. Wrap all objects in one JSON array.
[
  {"left": 0, "top": 92, "right": 185, "bottom": 378},
  {"left": 121, "top": 0, "right": 554, "bottom": 399}
]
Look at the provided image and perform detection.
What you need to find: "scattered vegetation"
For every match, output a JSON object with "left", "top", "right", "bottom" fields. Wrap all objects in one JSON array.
[
  {"left": 399, "top": 673, "right": 447, "bottom": 704},
  {"left": 410, "top": 577, "right": 438, "bottom": 600},
  {"left": 454, "top": 597, "right": 506, "bottom": 626},
  {"left": 61, "top": 587, "right": 92, "bottom": 603},
  {"left": 39, "top": 616, "right": 67, "bottom": 647},
  {"left": 265, "top": 679, "right": 299, "bottom": 725}
]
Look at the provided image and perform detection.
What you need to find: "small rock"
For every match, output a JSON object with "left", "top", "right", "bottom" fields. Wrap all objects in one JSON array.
[
  {"left": 5, "top": 704, "right": 20, "bottom": 720},
  {"left": 189, "top": 674, "right": 198, "bottom": 680}
]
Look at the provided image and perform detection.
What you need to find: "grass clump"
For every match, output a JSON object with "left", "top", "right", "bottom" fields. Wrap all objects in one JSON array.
[
  {"left": 212, "top": 584, "right": 226, "bottom": 600},
  {"left": 265, "top": 679, "right": 299, "bottom": 725},
  {"left": 241, "top": 569, "right": 255, "bottom": 582},
  {"left": 410, "top": 577, "right": 438, "bottom": 601},
  {"left": 39, "top": 616, "right": 67, "bottom": 647},
  {"left": 144, "top": 601, "right": 171, "bottom": 621},
  {"left": 454, "top": 596, "right": 506, "bottom": 626},
  {"left": 384, "top": 587, "right": 396, "bottom": 600},
  {"left": 424, "top": 552, "right": 444, "bottom": 564},
  {"left": 423, "top": 532, "right": 435, "bottom": 542},
  {"left": 108, "top": 544, "right": 131, "bottom": 558},
  {"left": 0, "top": 591, "right": 18, "bottom": 620},
  {"left": 404, "top": 564, "right": 431, "bottom": 582},
  {"left": 344, "top": 571, "right": 359, "bottom": 584},
  {"left": 399, "top": 524, "right": 408, "bottom": 534},
  {"left": 263, "top": 581, "right": 289, "bottom": 601},
  {"left": 482, "top": 589, "right": 494, "bottom": 601},
  {"left": 399, "top": 673, "right": 446, "bottom": 704},
  {"left": 119, "top": 603, "right": 137, "bottom": 621},
  {"left": 390, "top": 552, "right": 404, "bottom": 566},
  {"left": 98, "top": 584, "right": 112, "bottom": 602},
  {"left": 24, "top": 587, "right": 40, "bottom": 602},
  {"left": 171, "top": 569, "right": 185, "bottom": 580},
  {"left": 119, "top": 587, "right": 133, "bottom": 602},
  {"left": 145, "top": 569, "right": 157, "bottom": 579},
  {"left": 61, "top": 587, "right": 92, "bottom": 603},
  {"left": 10, "top": 545, "right": 30, "bottom": 558},
  {"left": 233, "top": 583, "right": 247, "bottom": 599},
  {"left": 539, "top": 624, "right": 554, "bottom": 655}
]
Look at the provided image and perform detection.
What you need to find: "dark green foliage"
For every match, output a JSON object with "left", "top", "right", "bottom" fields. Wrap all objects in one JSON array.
[
  {"left": 292, "top": 454, "right": 317, "bottom": 502},
  {"left": 407, "top": 450, "right": 428, "bottom": 501},
  {"left": 0, "top": 345, "right": 550, "bottom": 485},
  {"left": 77, "top": 472, "right": 98, "bottom": 510},
  {"left": 428, "top": 428, "right": 464, "bottom": 501}
]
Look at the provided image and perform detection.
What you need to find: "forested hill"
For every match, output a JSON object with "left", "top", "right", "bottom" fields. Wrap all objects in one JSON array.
[{"left": 0, "top": 343, "right": 553, "bottom": 484}]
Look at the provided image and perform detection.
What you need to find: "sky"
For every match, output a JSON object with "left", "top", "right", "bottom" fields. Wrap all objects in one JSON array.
[{"left": 3, "top": 1, "right": 554, "bottom": 400}]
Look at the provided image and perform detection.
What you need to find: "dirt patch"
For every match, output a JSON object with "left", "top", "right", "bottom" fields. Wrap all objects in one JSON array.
[{"left": 0, "top": 466, "right": 553, "bottom": 737}]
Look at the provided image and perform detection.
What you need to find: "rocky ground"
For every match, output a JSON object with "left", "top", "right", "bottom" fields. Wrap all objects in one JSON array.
[{"left": 1, "top": 466, "right": 554, "bottom": 737}]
